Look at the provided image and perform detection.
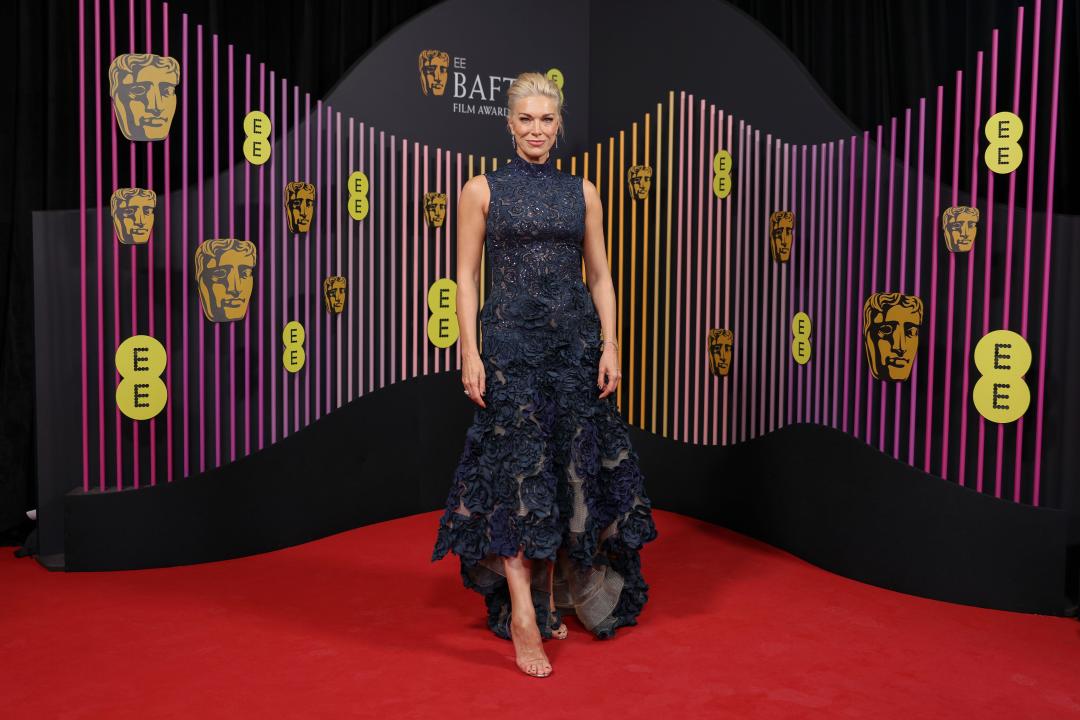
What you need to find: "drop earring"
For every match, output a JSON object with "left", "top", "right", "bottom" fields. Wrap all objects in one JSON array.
[{"left": 511, "top": 134, "right": 516, "bottom": 149}]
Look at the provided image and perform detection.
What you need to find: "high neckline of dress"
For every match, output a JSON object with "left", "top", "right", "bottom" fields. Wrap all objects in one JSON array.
[{"left": 508, "top": 154, "right": 555, "bottom": 176}]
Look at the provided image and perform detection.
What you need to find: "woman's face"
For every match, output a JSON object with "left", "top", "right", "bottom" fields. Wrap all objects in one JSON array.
[{"left": 508, "top": 94, "right": 560, "bottom": 161}]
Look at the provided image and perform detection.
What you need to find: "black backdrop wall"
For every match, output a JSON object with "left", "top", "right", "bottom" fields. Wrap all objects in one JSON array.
[{"left": 3, "top": 0, "right": 1078, "bottom": 537}]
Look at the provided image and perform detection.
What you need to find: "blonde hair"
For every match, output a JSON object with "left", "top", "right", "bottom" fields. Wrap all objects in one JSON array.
[{"left": 506, "top": 72, "right": 565, "bottom": 138}]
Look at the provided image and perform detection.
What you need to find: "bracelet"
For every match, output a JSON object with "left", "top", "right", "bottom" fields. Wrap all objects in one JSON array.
[{"left": 600, "top": 339, "right": 619, "bottom": 350}]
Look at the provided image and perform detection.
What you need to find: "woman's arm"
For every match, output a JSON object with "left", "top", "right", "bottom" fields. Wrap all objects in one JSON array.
[
  {"left": 582, "top": 178, "right": 621, "bottom": 399},
  {"left": 457, "top": 174, "right": 490, "bottom": 407}
]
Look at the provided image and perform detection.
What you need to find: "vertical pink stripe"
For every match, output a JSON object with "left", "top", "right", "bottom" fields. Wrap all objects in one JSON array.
[
  {"left": 853, "top": 132, "right": 869, "bottom": 439},
  {"left": 866, "top": 127, "right": 883, "bottom": 442},
  {"left": 843, "top": 135, "right": 857, "bottom": 434},
  {"left": 212, "top": 34, "right": 221, "bottom": 470},
  {"left": 337, "top": 112, "right": 344, "bottom": 408},
  {"left": 978, "top": 32, "right": 1001, "bottom": 494},
  {"left": 163, "top": 3, "right": 172, "bottom": 481},
  {"left": 79, "top": 0, "right": 88, "bottom": 491},
  {"left": 996, "top": 7, "right": 1025, "bottom": 499},
  {"left": 739, "top": 126, "right": 752, "bottom": 440},
  {"left": 401, "top": 138, "right": 409, "bottom": 383},
  {"left": 196, "top": 22, "right": 204, "bottom": 474},
  {"left": 925, "top": 85, "right": 945, "bottom": 473},
  {"left": 748, "top": 129, "right": 760, "bottom": 437},
  {"left": 940, "top": 71, "right": 964, "bottom": 479},
  {"left": 242, "top": 51, "right": 252, "bottom": 459},
  {"left": 326, "top": 106, "right": 333, "bottom": 415},
  {"left": 832, "top": 140, "right": 844, "bottom": 430},
  {"left": 269, "top": 72, "right": 278, "bottom": 445},
  {"left": 228, "top": 43, "right": 237, "bottom": 465},
  {"left": 413, "top": 142, "right": 421, "bottom": 380},
  {"left": 798, "top": 143, "right": 808, "bottom": 425},
  {"left": 347, "top": 120, "right": 355, "bottom": 402},
  {"left": 681, "top": 95, "right": 693, "bottom": 442},
  {"left": 879, "top": 118, "right": 897, "bottom": 451},
  {"left": 423, "top": 144, "right": 430, "bottom": 377},
  {"left": 894, "top": 108, "right": 912, "bottom": 456},
  {"left": 1015, "top": 0, "right": 1043, "bottom": 501},
  {"left": 807, "top": 144, "right": 817, "bottom": 426},
  {"left": 908, "top": 98, "right": 928, "bottom": 465},
  {"left": 294, "top": 87, "right": 301, "bottom": 434},
  {"left": 1033, "top": 0, "right": 1064, "bottom": 506},
  {"left": 145, "top": 0, "right": 154, "bottom": 487},
  {"left": 380, "top": 132, "right": 387, "bottom": 390},
  {"left": 733, "top": 121, "right": 746, "bottom": 438},
  {"left": 180, "top": 13, "right": 188, "bottom": 478},
  {"left": 674, "top": 92, "right": 685, "bottom": 442},
  {"left": 759, "top": 133, "right": 771, "bottom": 437},
  {"left": 128, "top": 0, "right": 139, "bottom": 489},
  {"left": 315, "top": 99, "right": 322, "bottom": 421},
  {"left": 823, "top": 142, "right": 834, "bottom": 428},
  {"left": 94, "top": 0, "right": 104, "bottom": 490},
  {"left": 257, "top": 63, "right": 266, "bottom": 452},
  {"left": 958, "top": 53, "right": 985, "bottom": 486},
  {"left": 713, "top": 111, "right": 724, "bottom": 443},
  {"left": 701, "top": 106, "right": 714, "bottom": 445},
  {"left": 722, "top": 115, "right": 733, "bottom": 444},
  {"left": 772, "top": 138, "right": 782, "bottom": 432},
  {"left": 786, "top": 141, "right": 795, "bottom": 428},
  {"left": 693, "top": 101, "right": 706, "bottom": 444}
]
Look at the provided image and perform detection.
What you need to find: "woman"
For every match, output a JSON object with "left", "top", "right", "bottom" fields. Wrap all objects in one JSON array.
[{"left": 431, "top": 72, "right": 659, "bottom": 678}]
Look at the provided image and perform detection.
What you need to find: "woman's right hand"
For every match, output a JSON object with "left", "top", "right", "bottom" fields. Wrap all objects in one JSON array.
[{"left": 462, "top": 351, "right": 487, "bottom": 408}]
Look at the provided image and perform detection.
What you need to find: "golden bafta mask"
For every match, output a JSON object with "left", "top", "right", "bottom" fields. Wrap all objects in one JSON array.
[
  {"left": 195, "top": 239, "right": 257, "bottom": 323},
  {"left": 769, "top": 211, "right": 794, "bottom": 263},
  {"left": 862, "top": 292, "right": 924, "bottom": 382},
  {"left": 283, "top": 182, "right": 316, "bottom": 234},
  {"left": 110, "top": 188, "right": 157, "bottom": 245},
  {"left": 418, "top": 50, "right": 449, "bottom": 97},
  {"left": 627, "top": 165, "right": 653, "bottom": 200},
  {"left": 323, "top": 275, "right": 347, "bottom": 314},
  {"left": 108, "top": 53, "right": 180, "bottom": 141},
  {"left": 423, "top": 192, "right": 448, "bottom": 228},
  {"left": 707, "top": 328, "right": 734, "bottom": 377},
  {"left": 942, "top": 205, "right": 980, "bottom": 253}
]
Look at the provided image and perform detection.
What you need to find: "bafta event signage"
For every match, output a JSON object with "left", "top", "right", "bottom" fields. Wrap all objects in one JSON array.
[
  {"left": 984, "top": 111, "right": 1023, "bottom": 174},
  {"left": 108, "top": 53, "right": 180, "bottom": 141},
  {"left": 323, "top": 276, "right": 347, "bottom": 315},
  {"left": 707, "top": 328, "right": 734, "bottom": 377},
  {"left": 282, "top": 321, "right": 306, "bottom": 373},
  {"left": 973, "top": 330, "right": 1031, "bottom": 423},
  {"left": 427, "top": 278, "right": 459, "bottom": 348},
  {"left": 110, "top": 188, "right": 156, "bottom": 245},
  {"left": 769, "top": 211, "right": 794, "bottom": 263},
  {"left": 114, "top": 335, "right": 167, "bottom": 420},
  {"left": 627, "top": 165, "right": 652, "bottom": 200},
  {"left": 423, "top": 192, "right": 448, "bottom": 228},
  {"left": 942, "top": 206, "right": 979, "bottom": 253},
  {"left": 862, "top": 292, "right": 923, "bottom": 382},
  {"left": 417, "top": 49, "right": 520, "bottom": 117},
  {"left": 284, "top": 182, "right": 316, "bottom": 234},
  {"left": 243, "top": 110, "right": 272, "bottom": 165},
  {"left": 791, "top": 312, "right": 811, "bottom": 365},
  {"left": 194, "top": 239, "right": 257, "bottom": 323},
  {"left": 347, "top": 171, "right": 370, "bottom": 221}
]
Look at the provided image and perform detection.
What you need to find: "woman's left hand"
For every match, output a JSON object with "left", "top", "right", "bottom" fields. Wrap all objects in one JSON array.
[{"left": 597, "top": 345, "right": 621, "bottom": 399}]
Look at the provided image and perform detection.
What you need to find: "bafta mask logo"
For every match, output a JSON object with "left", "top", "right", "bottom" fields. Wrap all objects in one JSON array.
[
  {"left": 195, "top": 239, "right": 257, "bottom": 323},
  {"left": 110, "top": 188, "right": 157, "bottom": 245},
  {"left": 323, "top": 275, "right": 347, "bottom": 314},
  {"left": 942, "top": 205, "right": 980, "bottom": 253},
  {"left": 769, "top": 211, "right": 794, "bottom": 263},
  {"left": 108, "top": 53, "right": 180, "bottom": 141},
  {"left": 418, "top": 50, "right": 449, "bottom": 97},
  {"left": 284, "top": 182, "right": 316, "bottom": 234},
  {"left": 863, "top": 292, "right": 924, "bottom": 382},
  {"left": 627, "top": 165, "right": 653, "bottom": 200},
  {"left": 707, "top": 328, "right": 734, "bottom": 377},
  {"left": 423, "top": 192, "right": 448, "bottom": 228}
]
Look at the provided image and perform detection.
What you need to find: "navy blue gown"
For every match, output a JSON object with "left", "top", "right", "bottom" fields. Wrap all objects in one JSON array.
[{"left": 431, "top": 154, "right": 658, "bottom": 640}]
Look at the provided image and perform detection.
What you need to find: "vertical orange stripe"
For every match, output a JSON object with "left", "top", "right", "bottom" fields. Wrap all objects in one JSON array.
[
  {"left": 617, "top": 130, "right": 625, "bottom": 411},
  {"left": 641, "top": 113, "right": 651, "bottom": 428},
  {"left": 653, "top": 102, "right": 664, "bottom": 432},
  {"left": 629, "top": 123, "right": 638, "bottom": 423}
]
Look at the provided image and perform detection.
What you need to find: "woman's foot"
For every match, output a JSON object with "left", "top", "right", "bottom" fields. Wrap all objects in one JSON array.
[
  {"left": 548, "top": 602, "right": 567, "bottom": 639},
  {"left": 509, "top": 615, "right": 552, "bottom": 677}
]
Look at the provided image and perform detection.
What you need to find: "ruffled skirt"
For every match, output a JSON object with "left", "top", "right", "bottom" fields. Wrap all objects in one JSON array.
[{"left": 431, "top": 294, "right": 659, "bottom": 640}]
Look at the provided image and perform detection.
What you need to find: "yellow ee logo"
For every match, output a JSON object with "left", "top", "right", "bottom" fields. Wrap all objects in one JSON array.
[
  {"left": 983, "top": 111, "right": 1023, "bottom": 174},
  {"left": 972, "top": 329, "right": 1031, "bottom": 424},
  {"left": 347, "top": 171, "right": 370, "bottom": 221},
  {"left": 712, "top": 150, "right": 732, "bottom": 199},
  {"left": 791, "top": 311, "right": 812, "bottom": 365},
  {"left": 282, "top": 320, "right": 306, "bottom": 373},
  {"left": 242, "top": 110, "right": 272, "bottom": 166},
  {"left": 545, "top": 68, "right": 564, "bottom": 101},
  {"left": 115, "top": 335, "right": 167, "bottom": 421},
  {"left": 427, "top": 278, "right": 459, "bottom": 348}
]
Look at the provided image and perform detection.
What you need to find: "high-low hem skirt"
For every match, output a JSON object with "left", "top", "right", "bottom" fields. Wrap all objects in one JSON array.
[{"left": 431, "top": 297, "right": 659, "bottom": 641}]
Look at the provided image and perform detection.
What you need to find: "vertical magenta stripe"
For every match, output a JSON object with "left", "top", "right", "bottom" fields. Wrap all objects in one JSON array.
[
  {"left": 758, "top": 133, "right": 771, "bottom": 437},
  {"left": 773, "top": 138, "right": 782, "bottom": 432},
  {"left": 832, "top": 140, "right": 844, "bottom": 429},
  {"left": 79, "top": 0, "right": 88, "bottom": 491},
  {"left": 1033, "top": 0, "right": 1064, "bottom": 506},
  {"left": 722, "top": 115, "right": 733, "bottom": 444},
  {"left": 682, "top": 96, "right": 694, "bottom": 442},
  {"left": 434, "top": 144, "right": 440, "bottom": 375},
  {"left": 228, "top": 44, "right": 237, "bottom": 465},
  {"left": 128, "top": 0, "right": 139, "bottom": 489},
  {"left": 294, "top": 87, "right": 301, "bottom": 433},
  {"left": 996, "top": 7, "right": 1025, "bottom": 499},
  {"left": 401, "top": 138, "right": 409, "bottom": 383},
  {"left": 807, "top": 144, "right": 817, "bottom": 425},
  {"left": 269, "top": 71, "right": 277, "bottom": 445},
  {"left": 978, "top": 32, "right": 1000, "bottom": 494},
  {"left": 786, "top": 141, "right": 795, "bottom": 428},
  {"left": 674, "top": 93, "right": 685, "bottom": 442},
  {"left": 381, "top": 132, "right": 387, "bottom": 390},
  {"left": 925, "top": 85, "right": 945, "bottom": 473},
  {"left": 958, "top": 53, "right": 985, "bottom": 486},
  {"left": 212, "top": 34, "right": 221, "bottom": 470},
  {"left": 196, "top": 22, "right": 204, "bottom": 474},
  {"left": 866, "top": 127, "right": 883, "bottom": 442},
  {"left": 798, "top": 143, "right": 808, "bottom": 425},
  {"left": 315, "top": 101, "right": 323, "bottom": 420},
  {"left": 893, "top": 110, "right": 912, "bottom": 456},
  {"left": 326, "top": 106, "right": 333, "bottom": 415},
  {"left": 163, "top": 3, "right": 172, "bottom": 481},
  {"left": 941, "top": 71, "right": 964, "bottom": 479},
  {"left": 853, "top": 132, "right": 869, "bottom": 439},
  {"left": 144, "top": 0, "right": 154, "bottom": 487},
  {"left": 749, "top": 129, "right": 760, "bottom": 438},
  {"left": 879, "top": 118, "right": 897, "bottom": 451},
  {"left": 257, "top": 63, "right": 265, "bottom": 452},
  {"left": 423, "top": 144, "right": 430, "bottom": 377},
  {"left": 95, "top": 0, "right": 104, "bottom": 490},
  {"left": 301, "top": 90, "right": 309, "bottom": 431},
  {"left": 180, "top": 13, "right": 188, "bottom": 478},
  {"left": 337, "top": 112, "right": 344, "bottom": 408},
  {"left": 699, "top": 105, "right": 713, "bottom": 445},
  {"left": 908, "top": 98, "right": 928, "bottom": 465},
  {"left": 110, "top": 0, "right": 120, "bottom": 489},
  {"left": 370, "top": 127, "right": 377, "bottom": 391},
  {"left": 413, "top": 141, "right": 420, "bottom": 380},
  {"left": 713, "top": 111, "right": 724, "bottom": 443},
  {"left": 347, "top": 120, "right": 355, "bottom": 402},
  {"left": 734, "top": 121, "right": 746, "bottom": 437},
  {"left": 242, "top": 51, "right": 252, "bottom": 459},
  {"left": 1015, "top": 0, "right": 1041, "bottom": 501},
  {"left": 843, "top": 136, "right": 857, "bottom": 434},
  {"left": 824, "top": 142, "right": 835, "bottom": 428}
]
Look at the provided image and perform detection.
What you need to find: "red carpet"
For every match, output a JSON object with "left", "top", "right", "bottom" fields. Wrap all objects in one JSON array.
[{"left": 2, "top": 510, "right": 1078, "bottom": 718}]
